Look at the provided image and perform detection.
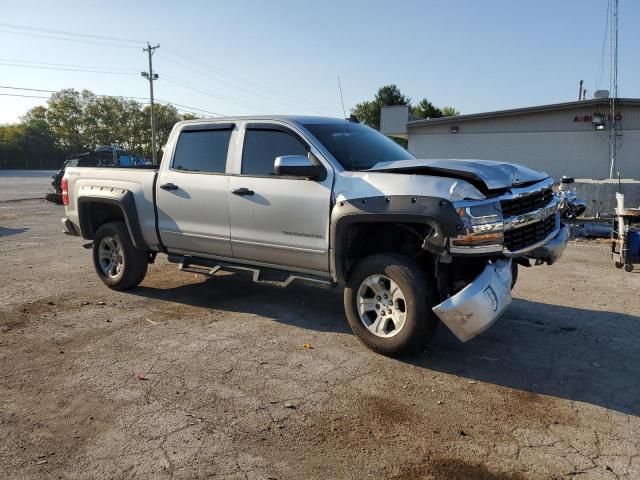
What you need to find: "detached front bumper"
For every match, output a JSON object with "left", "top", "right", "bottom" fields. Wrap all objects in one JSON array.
[{"left": 433, "top": 259, "right": 512, "bottom": 342}]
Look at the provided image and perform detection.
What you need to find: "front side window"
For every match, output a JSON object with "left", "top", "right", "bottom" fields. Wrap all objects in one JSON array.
[
  {"left": 241, "top": 129, "right": 307, "bottom": 176},
  {"left": 172, "top": 129, "right": 232, "bottom": 173}
]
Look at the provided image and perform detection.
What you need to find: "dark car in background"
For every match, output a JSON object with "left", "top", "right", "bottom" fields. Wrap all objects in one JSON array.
[{"left": 45, "top": 146, "right": 149, "bottom": 204}]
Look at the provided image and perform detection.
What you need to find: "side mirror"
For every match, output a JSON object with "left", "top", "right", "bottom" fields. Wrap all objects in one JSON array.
[{"left": 274, "top": 155, "right": 326, "bottom": 180}]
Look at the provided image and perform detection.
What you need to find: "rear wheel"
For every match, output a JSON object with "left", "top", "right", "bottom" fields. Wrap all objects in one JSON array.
[
  {"left": 92, "top": 221, "right": 148, "bottom": 290},
  {"left": 344, "top": 253, "right": 439, "bottom": 356}
]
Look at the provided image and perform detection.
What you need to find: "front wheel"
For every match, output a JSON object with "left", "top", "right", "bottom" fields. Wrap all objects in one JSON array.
[
  {"left": 344, "top": 253, "right": 439, "bottom": 356},
  {"left": 92, "top": 221, "right": 148, "bottom": 290}
]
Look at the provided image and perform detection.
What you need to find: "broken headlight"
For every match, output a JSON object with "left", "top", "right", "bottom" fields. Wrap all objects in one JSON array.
[{"left": 452, "top": 201, "right": 504, "bottom": 247}]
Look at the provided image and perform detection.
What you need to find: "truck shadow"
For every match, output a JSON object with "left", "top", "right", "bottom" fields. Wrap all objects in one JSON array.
[
  {"left": 0, "top": 227, "right": 28, "bottom": 237},
  {"left": 131, "top": 273, "right": 639, "bottom": 416},
  {"left": 417, "top": 297, "right": 640, "bottom": 417}
]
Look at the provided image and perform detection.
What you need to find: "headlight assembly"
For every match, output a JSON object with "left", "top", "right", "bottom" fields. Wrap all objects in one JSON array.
[{"left": 452, "top": 200, "right": 504, "bottom": 248}]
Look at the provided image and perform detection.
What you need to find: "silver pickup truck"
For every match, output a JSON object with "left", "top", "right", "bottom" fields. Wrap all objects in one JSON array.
[{"left": 61, "top": 116, "right": 568, "bottom": 355}]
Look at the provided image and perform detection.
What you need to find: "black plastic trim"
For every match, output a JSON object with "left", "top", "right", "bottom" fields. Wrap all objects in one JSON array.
[
  {"left": 180, "top": 123, "right": 235, "bottom": 132},
  {"left": 77, "top": 190, "right": 148, "bottom": 250},
  {"left": 329, "top": 195, "right": 464, "bottom": 283},
  {"left": 244, "top": 123, "right": 309, "bottom": 150}
]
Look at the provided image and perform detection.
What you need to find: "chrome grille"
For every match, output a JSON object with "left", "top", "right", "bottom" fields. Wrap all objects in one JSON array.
[
  {"left": 504, "top": 214, "right": 556, "bottom": 252},
  {"left": 501, "top": 188, "right": 554, "bottom": 217}
]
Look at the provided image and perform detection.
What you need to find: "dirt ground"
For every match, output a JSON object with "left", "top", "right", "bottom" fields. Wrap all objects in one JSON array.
[{"left": 1, "top": 199, "right": 639, "bottom": 480}]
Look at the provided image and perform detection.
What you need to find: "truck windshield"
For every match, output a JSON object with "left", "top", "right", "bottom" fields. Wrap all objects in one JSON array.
[{"left": 303, "top": 122, "right": 414, "bottom": 171}]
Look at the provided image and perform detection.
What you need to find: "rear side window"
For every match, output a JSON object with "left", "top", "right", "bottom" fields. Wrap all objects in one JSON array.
[
  {"left": 242, "top": 129, "right": 307, "bottom": 176},
  {"left": 172, "top": 129, "right": 232, "bottom": 173}
]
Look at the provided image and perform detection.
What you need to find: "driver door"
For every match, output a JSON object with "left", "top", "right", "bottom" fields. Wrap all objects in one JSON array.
[{"left": 228, "top": 124, "right": 333, "bottom": 273}]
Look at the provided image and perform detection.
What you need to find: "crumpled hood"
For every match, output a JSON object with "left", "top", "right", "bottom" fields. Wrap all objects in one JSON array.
[{"left": 367, "top": 158, "right": 549, "bottom": 192}]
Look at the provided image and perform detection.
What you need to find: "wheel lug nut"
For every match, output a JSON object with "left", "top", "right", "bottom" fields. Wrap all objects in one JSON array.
[
  {"left": 376, "top": 296, "right": 381, "bottom": 301},
  {"left": 375, "top": 304, "right": 380, "bottom": 309},
  {"left": 383, "top": 294, "right": 388, "bottom": 299},
  {"left": 388, "top": 309, "right": 392, "bottom": 314}
]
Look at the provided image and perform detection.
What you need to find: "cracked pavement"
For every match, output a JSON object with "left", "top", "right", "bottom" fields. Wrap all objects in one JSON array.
[{"left": 1, "top": 199, "right": 639, "bottom": 479}]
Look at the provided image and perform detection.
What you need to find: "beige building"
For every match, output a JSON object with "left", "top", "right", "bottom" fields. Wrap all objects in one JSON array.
[{"left": 381, "top": 99, "right": 640, "bottom": 180}]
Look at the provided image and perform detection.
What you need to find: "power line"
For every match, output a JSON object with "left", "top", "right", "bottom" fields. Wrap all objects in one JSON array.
[
  {"left": 0, "top": 92, "right": 49, "bottom": 99},
  {"left": 158, "top": 52, "right": 331, "bottom": 115},
  {"left": 162, "top": 75, "right": 273, "bottom": 114},
  {"left": 0, "top": 85, "right": 148, "bottom": 100},
  {"left": 0, "top": 58, "right": 136, "bottom": 73},
  {"left": 0, "top": 23, "right": 145, "bottom": 44},
  {"left": 0, "top": 85, "right": 225, "bottom": 117},
  {"left": 162, "top": 47, "right": 335, "bottom": 112},
  {"left": 0, "top": 86, "right": 222, "bottom": 116},
  {"left": 0, "top": 29, "right": 141, "bottom": 49},
  {"left": 0, "top": 61, "right": 138, "bottom": 75},
  {"left": 0, "top": 25, "right": 333, "bottom": 115},
  {"left": 0, "top": 26, "right": 334, "bottom": 116},
  {"left": 0, "top": 85, "right": 56, "bottom": 93},
  {"left": 0, "top": 57, "right": 268, "bottom": 115},
  {"left": 155, "top": 98, "right": 224, "bottom": 117}
]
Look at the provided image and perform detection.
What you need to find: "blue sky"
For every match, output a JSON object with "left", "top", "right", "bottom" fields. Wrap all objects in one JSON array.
[{"left": 1, "top": 0, "right": 638, "bottom": 123}]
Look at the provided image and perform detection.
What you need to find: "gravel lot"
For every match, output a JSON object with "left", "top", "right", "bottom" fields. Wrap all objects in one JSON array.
[{"left": 1, "top": 197, "right": 639, "bottom": 480}]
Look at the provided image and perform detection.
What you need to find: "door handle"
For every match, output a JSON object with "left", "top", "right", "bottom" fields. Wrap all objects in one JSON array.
[
  {"left": 160, "top": 183, "right": 179, "bottom": 191},
  {"left": 232, "top": 187, "right": 254, "bottom": 196}
]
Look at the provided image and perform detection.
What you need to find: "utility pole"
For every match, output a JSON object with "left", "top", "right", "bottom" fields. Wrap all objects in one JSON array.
[{"left": 142, "top": 42, "right": 160, "bottom": 164}]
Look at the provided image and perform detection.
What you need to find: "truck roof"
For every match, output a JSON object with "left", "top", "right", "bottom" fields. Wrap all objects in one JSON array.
[{"left": 175, "top": 115, "right": 349, "bottom": 127}]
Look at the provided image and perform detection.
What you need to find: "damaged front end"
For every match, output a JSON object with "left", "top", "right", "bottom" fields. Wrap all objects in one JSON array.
[{"left": 428, "top": 177, "right": 569, "bottom": 342}]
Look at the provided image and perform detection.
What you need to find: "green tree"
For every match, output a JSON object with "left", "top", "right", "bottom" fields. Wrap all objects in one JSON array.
[
  {"left": 351, "top": 86, "right": 459, "bottom": 128},
  {"left": 138, "top": 104, "right": 184, "bottom": 158},
  {"left": 442, "top": 106, "right": 460, "bottom": 117},
  {"left": 351, "top": 84, "right": 411, "bottom": 130},
  {"left": 411, "top": 99, "right": 443, "bottom": 119},
  {"left": 0, "top": 88, "right": 274, "bottom": 169},
  {"left": 0, "top": 120, "right": 62, "bottom": 169},
  {"left": 46, "top": 89, "right": 87, "bottom": 153},
  {"left": 0, "top": 124, "right": 25, "bottom": 169}
]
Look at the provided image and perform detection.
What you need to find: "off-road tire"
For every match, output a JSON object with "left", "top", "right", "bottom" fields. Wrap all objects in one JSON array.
[
  {"left": 344, "top": 253, "right": 439, "bottom": 356},
  {"left": 511, "top": 261, "right": 519, "bottom": 290},
  {"left": 92, "top": 221, "right": 148, "bottom": 290}
]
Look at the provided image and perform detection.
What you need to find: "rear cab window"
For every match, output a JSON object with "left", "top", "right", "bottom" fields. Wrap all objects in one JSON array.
[
  {"left": 241, "top": 127, "right": 308, "bottom": 176},
  {"left": 172, "top": 127, "right": 233, "bottom": 173}
]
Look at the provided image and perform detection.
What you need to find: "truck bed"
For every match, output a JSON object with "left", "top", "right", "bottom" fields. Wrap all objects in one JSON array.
[{"left": 64, "top": 166, "right": 161, "bottom": 249}]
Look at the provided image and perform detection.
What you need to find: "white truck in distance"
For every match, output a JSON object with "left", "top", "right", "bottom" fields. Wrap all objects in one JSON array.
[{"left": 61, "top": 116, "right": 569, "bottom": 355}]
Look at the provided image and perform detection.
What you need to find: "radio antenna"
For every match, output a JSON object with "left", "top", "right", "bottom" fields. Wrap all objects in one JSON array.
[
  {"left": 337, "top": 76, "right": 347, "bottom": 121},
  {"left": 337, "top": 75, "right": 354, "bottom": 170}
]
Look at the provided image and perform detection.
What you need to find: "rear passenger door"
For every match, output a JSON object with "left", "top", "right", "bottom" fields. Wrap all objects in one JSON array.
[
  {"left": 156, "top": 124, "right": 235, "bottom": 257},
  {"left": 228, "top": 124, "right": 333, "bottom": 273}
]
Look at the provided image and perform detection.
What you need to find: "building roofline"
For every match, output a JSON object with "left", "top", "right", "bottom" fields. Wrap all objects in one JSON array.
[{"left": 406, "top": 98, "right": 640, "bottom": 127}]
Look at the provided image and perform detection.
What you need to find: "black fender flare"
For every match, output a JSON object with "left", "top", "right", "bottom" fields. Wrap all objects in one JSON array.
[
  {"left": 329, "top": 195, "right": 464, "bottom": 284},
  {"left": 77, "top": 189, "right": 148, "bottom": 250}
]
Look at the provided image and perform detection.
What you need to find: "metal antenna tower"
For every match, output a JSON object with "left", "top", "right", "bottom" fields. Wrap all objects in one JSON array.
[{"left": 608, "top": 0, "right": 619, "bottom": 179}]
